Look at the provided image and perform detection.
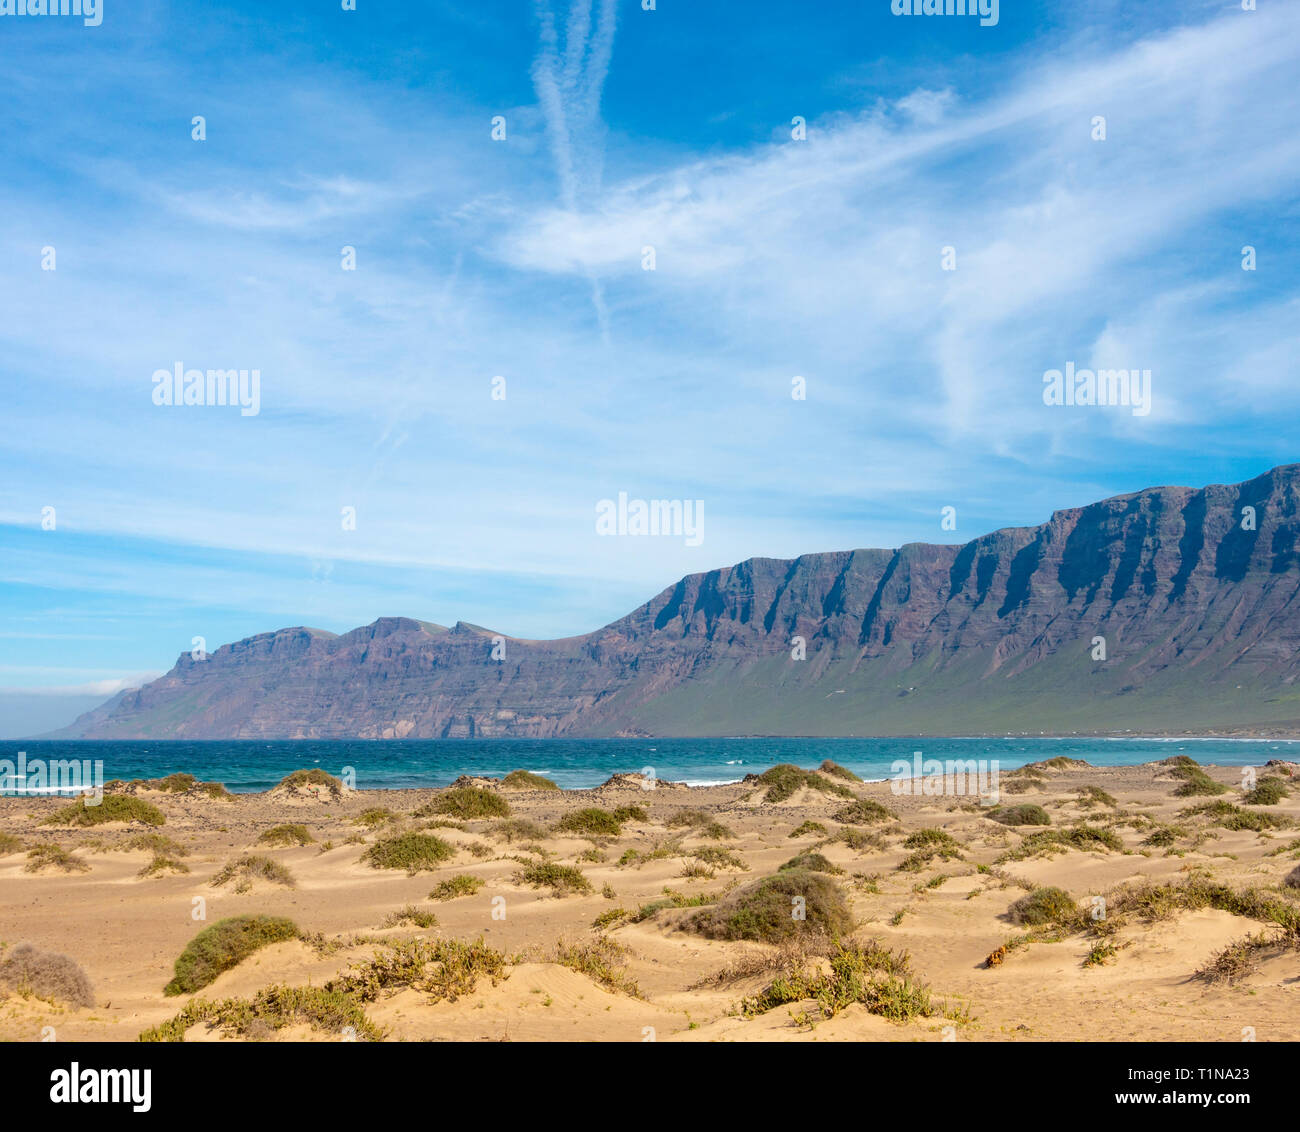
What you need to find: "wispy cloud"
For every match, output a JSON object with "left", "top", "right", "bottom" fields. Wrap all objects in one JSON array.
[{"left": 530, "top": 0, "right": 619, "bottom": 336}]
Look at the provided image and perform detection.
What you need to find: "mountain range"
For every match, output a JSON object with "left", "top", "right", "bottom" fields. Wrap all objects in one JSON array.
[{"left": 57, "top": 464, "right": 1300, "bottom": 739}]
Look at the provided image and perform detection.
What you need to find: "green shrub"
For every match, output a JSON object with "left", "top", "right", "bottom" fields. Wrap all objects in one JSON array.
[
  {"left": 555, "top": 808, "right": 623, "bottom": 836},
  {"left": 1109, "top": 878, "right": 1300, "bottom": 937},
  {"left": 1084, "top": 941, "right": 1119, "bottom": 967},
  {"left": 592, "top": 907, "right": 628, "bottom": 930},
  {"left": 0, "top": 832, "right": 24, "bottom": 855},
  {"left": 139, "top": 855, "right": 190, "bottom": 878},
  {"left": 1169, "top": 761, "right": 1227, "bottom": 797},
  {"left": 362, "top": 833, "right": 455, "bottom": 874},
  {"left": 828, "top": 826, "right": 886, "bottom": 852},
  {"left": 612, "top": 804, "right": 648, "bottom": 823},
  {"left": 780, "top": 852, "right": 842, "bottom": 875},
  {"left": 789, "top": 821, "right": 828, "bottom": 839},
  {"left": 353, "top": 808, "right": 396, "bottom": 828},
  {"left": 819, "top": 760, "right": 862, "bottom": 782},
  {"left": 1074, "top": 786, "right": 1117, "bottom": 808},
  {"left": 424, "top": 787, "right": 511, "bottom": 820},
  {"left": 755, "top": 764, "right": 854, "bottom": 803},
  {"left": 24, "top": 844, "right": 89, "bottom": 873},
  {"left": 904, "top": 829, "right": 956, "bottom": 849},
  {"left": 164, "top": 915, "right": 299, "bottom": 996},
  {"left": 1026, "top": 757, "right": 1090, "bottom": 771},
  {"left": 151, "top": 773, "right": 197, "bottom": 792},
  {"left": 1181, "top": 801, "right": 1290, "bottom": 832},
  {"left": 490, "top": 818, "right": 549, "bottom": 843},
  {"left": 123, "top": 833, "right": 188, "bottom": 857},
  {"left": 257, "top": 824, "right": 314, "bottom": 847},
  {"left": 989, "top": 804, "right": 1051, "bottom": 827},
  {"left": 1142, "top": 825, "right": 1185, "bottom": 848},
  {"left": 896, "top": 828, "right": 965, "bottom": 872},
  {"left": 692, "top": 846, "right": 747, "bottom": 871},
  {"left": 1243, "top": 777, "right": 1289, "bottom": 806},
  {"left": 501, "top": 770, "right": 559, "bottom": 791},
  {"left": 997, "top": 825, "right": 1123, "bottom": 862},
  {"left": 665, "top": 809, "right": 731, "bottom": 838},
  {"left": 690, "top": 870, "right": 852, "bottom": 943},
  {"left": 382, "top": 905, "right": 439, "bottom": 929},
  {"left": 1008, "top": 887, "right": 1079, "bottom": 927},
  {"left": 45, "top": 795, "right": 165, "bottom": 828},
  {"left": 740, "top": 942, "right": 935, "bottom": 1023},
  {"left": 632, "top": 889, "right": 717, "bottom": 922},
  {"left": 141, "top": 985, "right": 379, "bottom": 1043},
  {"left": 555, "top": 936, "right": 640, "bottom": 997},
  {"left": 276, "top": 769, "right": 343, "bottom": 797},
  {"left": 429, "top": 874, "right": 485, "bottom": 901},
  {"left": 832, "top": 798, "right": 896, "bottom": 824},
  {"left": 514, "top": 861, "right": 592, "bottom": 896},
  {"left": 326, "top": 937, "right": 506, "bottom": 1006},
  {"left": 617, "top": 837, "right": 685, "bottom": 868}
]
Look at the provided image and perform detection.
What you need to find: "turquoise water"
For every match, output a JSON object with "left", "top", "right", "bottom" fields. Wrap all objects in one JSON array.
[{"left": 4, "top": 737, "right": 1296, "bottom": 793}]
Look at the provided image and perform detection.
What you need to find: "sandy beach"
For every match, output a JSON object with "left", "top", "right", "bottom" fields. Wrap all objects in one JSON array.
[{"left": 2, "top": 757, "right": 1297, "bottom": 1042}]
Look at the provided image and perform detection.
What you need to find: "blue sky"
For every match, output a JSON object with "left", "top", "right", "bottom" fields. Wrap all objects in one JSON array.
[{"left": 1, "top": 0, "right": 1298, "bottom": 735}]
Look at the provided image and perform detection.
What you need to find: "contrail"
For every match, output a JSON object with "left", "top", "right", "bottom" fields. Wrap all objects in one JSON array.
[{"left": 531, "top": 0, "right": 618, "bottom": 339}]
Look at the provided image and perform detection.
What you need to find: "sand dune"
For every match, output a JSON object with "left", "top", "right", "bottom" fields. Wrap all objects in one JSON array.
[{"left": 1, "top": 759, "right": 1297, "bottom": 1042}]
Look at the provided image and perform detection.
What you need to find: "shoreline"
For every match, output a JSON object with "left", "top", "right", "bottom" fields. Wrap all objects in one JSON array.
[{"left": 7, "top": 738, "right": 1300, "bottom": 797}]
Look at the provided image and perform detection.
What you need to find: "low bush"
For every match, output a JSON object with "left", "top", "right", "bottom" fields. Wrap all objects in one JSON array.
[
  {"left": 755, "top": 764, "right": 854, "bottom": 804},
  {"left": 45, "top": 796, "right": 165, "bottom": 828},
  {"left": 1008, "top": 886, "right": 1079, "bottom": 927},
  {"left": 832, "top": 798, "right": 896, "bottom": 824},
  {"left": 164, "top": 916, "right": 299, "bottom": 996},
  {"left": 362, "top": 833, "right": 455, "bottom": 874},
  {"left": 989, "top": 804, "right": 1051, "bottom": 827},
  {"left": 423, "top": 787, "right": 511, "bottom": 820},
  {"left": 555, "top": 808, "right": 623, "bottom": 836},
  {"left": 690, "top": 870, "right": 852, "bottom": 943},
  {"left": 258, "top": 824, "right": 314, "bottom": 847},
  {"left": 514, "top": 862, "right": 592, "bottom": 896},
  {"left": 500, "top": 770, "right": 559, "bottom": 791},
  {"left": 0, "top": 943, "right": 94, "bottom": 1007},
  {"left": 429, "top": 874, "right": 485, "bottom": 901},
  {"left": 210, "top": 854, "right": 295, "bottom": 890}
]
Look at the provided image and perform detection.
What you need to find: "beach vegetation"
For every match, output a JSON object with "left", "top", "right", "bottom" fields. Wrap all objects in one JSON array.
[
  {"left": 362, "top": 833, "right": 455, "bottom": 874},
  {"left": 45, "top": 795, "right": 165, "bottom": 828},
  {"left": 0, "top": 943, "right": 95, "bottom": 1007},
  {"left": 164, "top": 915, "right": 299, "bottom": 996},
  {"left": 501, "top": 770, "right": 560, "bottom": 791}
]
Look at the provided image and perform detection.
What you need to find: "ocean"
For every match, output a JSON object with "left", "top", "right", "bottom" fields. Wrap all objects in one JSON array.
[{"left": 4, "top": 736, "right": 1297, "bottom": 794}]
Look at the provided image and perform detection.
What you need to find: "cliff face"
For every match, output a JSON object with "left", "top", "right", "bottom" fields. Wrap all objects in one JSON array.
[{"left": 61, "top": 465, "right": 1300, "bottom": 739}]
